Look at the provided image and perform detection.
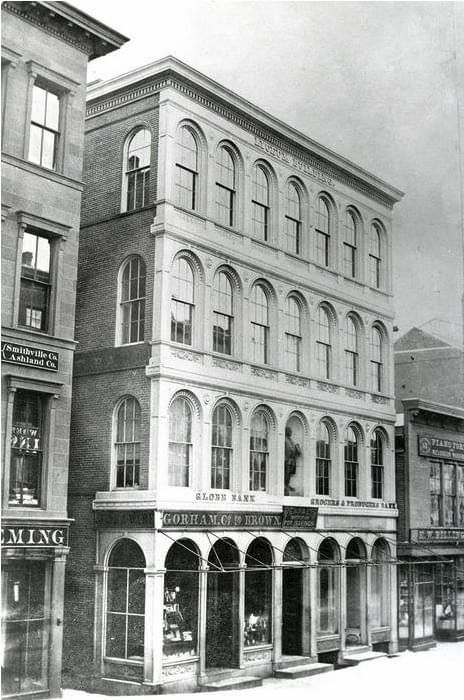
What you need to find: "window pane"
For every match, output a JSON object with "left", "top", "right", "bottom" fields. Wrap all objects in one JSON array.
[
  {"left": 107, "top": 569, "right": 127, "bottom": 612},
  {"left": 28, "top": 124, "right": 43, "bottom": 165},
  {"left": 127, "top": 615, "right": 144, "bottom": 660},
  {"left": 106, "top": 613, "right": 126, "bottom": 658},
  {"left": 41, "top": 129, "right": 56, "bottom": 169},
  {"left": 31, "top": 85, "right": 46, "bottom": 124},
  {"left": 45, "top": 91, "right": 59, "bottom": 131}
]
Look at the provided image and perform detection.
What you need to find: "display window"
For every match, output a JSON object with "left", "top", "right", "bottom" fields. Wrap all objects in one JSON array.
[
  {"left": 413, "top": 566, "right": 434, "bottom": 639},
  {"left": 244, "top": 538, "right": 272, "bottom": 646},
  {"left": 398, "top": 568, "right": 410, "bottom": 641},
  {"left": 9, "top": 390, "right": 45, "bottom": 507},
  {"left": 206, "top": 539, "right": 239, "bottom": 668},
  {"left": 317, "top": 538, "right": 339, "bottom": 635},
  {"left": 371, "top": 539, "right": 389, "bottom": 627},
  {"left": 163, "top": 539, "right": 199, "bottom": 660}
]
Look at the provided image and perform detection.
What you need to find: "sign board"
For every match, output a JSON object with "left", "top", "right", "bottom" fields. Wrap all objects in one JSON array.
[
  {"left": 282, "top": 506, "right": 318, "bottom": 529},
  {"left": 411, "top": 528, "right": 464, "bottom": 543},
  {"left": 2, "top": 341, "right": 59, "bottom": 372},
  {"left": 418, "top": 435, "right": 464, "bottom": 462},
  {"left": 161, "top": 507, "right": 318, "bottom": 530},
  {"left": 95, "top": 510, "right": 155, "bottom": 529},
  {"left": 1, "top": 525, "right": 68, "bottom": 547}
]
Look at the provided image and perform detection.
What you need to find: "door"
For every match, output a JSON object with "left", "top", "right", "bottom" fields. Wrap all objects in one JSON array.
[
  {"left": 282, "top": 567, "right": 303, "bottom": 655},
  {"left": 206, "top": 569, "right": 238, "bottom": 668}
]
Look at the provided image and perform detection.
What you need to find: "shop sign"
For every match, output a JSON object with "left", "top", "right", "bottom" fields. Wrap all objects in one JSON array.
[
  {"left": 282, "top": 506, "right": 318, "bottom": 529},
  {"left": 95, "top": 510, "right": 155, "bottom": 529},
  {"left": 418, "top": 435, "right": 464, "bottom": 462},
  {"left": 1, "top": 525, "right": 68, "bottom": 547},
  {"left": 161, "top": 507, "right": 318, "bottom": 530},
  {"left": 1, "top": 341, "right": 59, "bottom": 371},
  {"left": 310, "top": 497, "right": 397, "bottom": 509},
  {"left": 11, "top": 425, "right": 41, "bottom": 451},
  {"left": 411, "top": 528, "right": 464, "bottom": 543}
]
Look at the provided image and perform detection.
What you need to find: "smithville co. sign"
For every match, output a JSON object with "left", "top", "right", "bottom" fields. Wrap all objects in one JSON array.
[
  {"left": 1, "top": 525, "right": 69, "bottom": 547},
  {"left": 2, "top": 341, "right": 59, "bottom": 372},
  {"left": 418, "top": 435, "right": 464, "bottom": 462}
]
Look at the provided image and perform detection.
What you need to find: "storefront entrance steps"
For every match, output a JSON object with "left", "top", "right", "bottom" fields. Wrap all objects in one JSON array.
[
  {"left": 199, "top": 676, "right": 263, "bottom": 692},
  {"left": 339, "top": 648, "right": 387, "bottom": 666},
  {"left": 274, "top": 655, "right": 313, "bottom": 669},
  {"left": 274, "top": 661, "right": 334, "bottom": 680}
]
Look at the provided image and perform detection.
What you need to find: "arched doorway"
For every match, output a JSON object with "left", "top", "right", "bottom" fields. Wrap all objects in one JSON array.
[
  {"left": 163, "top": 539, "right": 200, "bottom": 661},
  {"left": 206, "top": 539, "right": 239, "bottom": 668},
  {"left": 345, "top": 538, "right": 367, "bottom": 645},
  {"left": 244, "top": 538, "right": 273, "bottom": 647},
  {"left": 282, "top": 539, "right": 305, "bottom": 655}
]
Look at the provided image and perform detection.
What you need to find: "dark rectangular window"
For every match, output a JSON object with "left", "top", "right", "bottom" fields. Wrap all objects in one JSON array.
[
  {"left": 171, "top": 300, "right": 193, "bottom": 345},
  {"left": 213, "top": 312, "right": 232, "bottom": 355},
  {"left": 371, "top": 465, "right": 383, "bottom": 499},
  {"left": 9, "top": 390, "right": 44, "bottom": 507},
  {"left": 18, "top": 231, "right": 51, "bottom": 332}
]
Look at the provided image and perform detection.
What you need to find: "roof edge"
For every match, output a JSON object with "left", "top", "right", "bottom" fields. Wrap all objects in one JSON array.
[
  {"left": 45, "top": 2, "right": 129, "bottom": 50},
  {"left": 401, "top": 397, "right": 464, "bottom": 420}
]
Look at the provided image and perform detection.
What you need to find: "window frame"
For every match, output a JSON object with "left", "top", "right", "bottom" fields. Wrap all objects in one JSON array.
[
  {"left": 175, "top": 125, "right": 200, "bottom": 212},
  {"left": 117, "top": 256, "right": 146, "bottom": 346},
  {"left": 122, "top": 128, "right": 152, "bottom": 213},
  {"left": 168, "top": 395, "right": 194, "bottom": 488},
  {"left": 430, "top": 461, "right": 464, "bottom": 527},
  {"left": 211, "top": 403, "right": 234, "bottom": 490},
  {"left": 251, "top": 164, "right": 271, "bottom": 242},
  {"left": 344, "top": 314, "right": 359, "bottom": 387},
  {"left": 285, "top": 295, "right": 302, "bottom": 373},
  {"left": 285, "top": 181, "right": 302, "bottom": 255},
  {"left": 113, "top": 397, "right": 142, "bottom": 489},
  {"left": 343, "top": 210, "right": 358, "bottom": 279},
  {"left": 315, "top": 196, "right": 331, "bottom": 268},
  {"left": 212, "top": 270, "right": 234, "bottom": 356},
  {"left": 370, "top": 325, "right": 384, "bottom": 393},
  {"left": 369, "top": 222, "right": 383, "bottom": 289},
  {"left": 250, "top": 283, "right": 270, "bottom": 365},
  {"left": 370, "top": 429, "right": 384, "bottom": 500},
  {"left": 171, "top": 256, "right": 195, "bottom": 346},
  {"left": 316, "top": 304, "right": 332, "bottom": 380},
  {"left": 316, "top": 420, "right": 332, "bottom": 496},
  {"left": 215, "top": 145, "right": 236, "bottom": 228},
  {"left": 344, "top": 425, "right": 359, "bottom": 498},
  {"left": 249, "top": 409, "right": 270, "bottom": 492}
]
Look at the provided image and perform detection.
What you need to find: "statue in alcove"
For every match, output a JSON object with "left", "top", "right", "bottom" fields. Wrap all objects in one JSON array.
[{"left": 284, "top": 426, "right": 301, "bottom": 495}]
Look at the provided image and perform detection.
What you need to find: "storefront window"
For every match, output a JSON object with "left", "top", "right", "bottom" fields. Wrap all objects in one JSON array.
[
  {"left": 105, "top": 539, "right": 145, "bottom": 662},
  {"left": 398, "top": 568, "right": 410, "bottom": 641},
  {"left": 430, "top": 462, "right": 441, "bottom": 526},
  {"left": 318, "top": 539, "right": 338, "bottom": 635},
  {"left": 434, "top": 562, "right": 456, "bottom": 635},
  {"left": 244, "top": 538, "right": 272, "bottom": 646},
  {"left": 9, "top": 390, "right": 44, "bottom": 506},
  {"left": 2, "top": 560, "right": 49, "bottom": 696},
  {"left": 456, "top": 557, "right": 464, "bottom": 631},
  {"left": 371, "top": 539, "right": 389, "bottom": 628},
  {"left": 414, "top": 566, "right": 434, "bottom": 639},
  {"left": 163, "top": 540, "right": 199, "bottom": 660}
]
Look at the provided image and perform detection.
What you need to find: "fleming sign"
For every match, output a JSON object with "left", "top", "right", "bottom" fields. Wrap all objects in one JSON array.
[
  {"left": 1, "top": 525, "right": 69, "bottom": 547},
  {"left": 418, "top": 435, "right": 464, "bottom": 462},
  {"left": 2, "top": 341, "right": 59, "bottom": 372}
]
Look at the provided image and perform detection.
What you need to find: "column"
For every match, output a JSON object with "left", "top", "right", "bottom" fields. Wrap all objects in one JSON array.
[
  {"left": 339, "top": 562, "right": 347, "bottom": 659},
  {"left": 365, "top": 561, "right": 372, "bottom": 647},
  {"left": 273, "top": 566, "right": 282, "bottom": 664},
  {"left": 309, "top": 562, "right": 318, "bottom": 658},
  {"left": 198, "top": 563, "right": 208, "bottom": 679},
  {"left": 93, "top": 564, "right": 107, "bottom": 675},
  {"left": 238, "top": 565, "right": 246, "bottom": 668},
  {"left": 144, "top": 568, "right": 165, "bottom": 686},
  {"left": 2, "top": 385, "right": 16, "bottom": 508},
  {"left": 49, "top": 547, "right": 69, "bottom": 697}
]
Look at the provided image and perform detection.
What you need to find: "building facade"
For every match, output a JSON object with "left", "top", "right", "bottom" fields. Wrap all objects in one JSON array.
[
  {"left": 395, "top": 328, "right": 464, "bottom": 649},
  {"left": 1, "top": 3, "right": 127, "bottom": 697},
  {"left": 64, "top": 57, "right": 403, "bottom": 693}
]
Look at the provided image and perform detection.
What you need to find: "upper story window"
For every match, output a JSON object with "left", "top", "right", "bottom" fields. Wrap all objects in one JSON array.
[
  {"left": 28, "top": 84, "right": 60, "bottom": 170},
  {"left": 316, "top": 419, "right": 332, "bottom": 496},
  {"left": 211, "top": 403, "right": 233, "bottom": 489},
  {"left": 371, "top": 429, "right": 384, "bottom": 499},
  {"left": 212, "top": 271, "right": 233, "bottom": 355},
  {"left": 285, "top": 295, "right": 302, "bottom": 372},
  {"left": 168, "top": 396, "right": 192, "bottom": 487},
  {"left": 9, "top": 390, "right": 44, "bottom": 507},
  {"left": 344, "top": 314, "right": 359, "bottom": 387},
  {"left": 175, "top": 126, "right": 198, "bottom": 211},
  {"left": 125, "top": 129, "right": 151, "bottom": 211},
  {"left": 315, "top": 197, "right": 331, "bottom": 267},
  {"left": 249, "top": 409, "right": 269, "bottom": 492},
  {"left": 285, "top": 182, "right": 302, "bottom": 255},
  {"left": 369, "top": 223, "right": 382, "bottom": 288},
  {"left": 430, "top": 462, "right": 464, "bottom": 527},
  {"left": 250, "top": 284, "right": 269, "bottom": 365},
  {"left": 370, "top": 325, "right": 384, "bottom": 393},
  {"left": 115, "top": 397, "right": 141, "bottom": 488},
  {"left": 118, "top": 256, "right": 146, "bottom": 345},
  {"left": 19, "top": 230, "right": 51, "bottom": 332},
  {"left": 251, "top": 165, "right": 270, "bottom": 241},
  {"left": 316, "top": 305, "right": 332, "bottom": 380},
  {"left": 343, "top": 210, "right": 357, "bottom": 278},
  {"left": 171, "top": 257, "right": 194, "bottom": 345},
  {"left": 216, "top": 146, "right": 235, "bottom": 227},
  {"left": 344, "top": 425, "right": 359, "bottom": 498}
]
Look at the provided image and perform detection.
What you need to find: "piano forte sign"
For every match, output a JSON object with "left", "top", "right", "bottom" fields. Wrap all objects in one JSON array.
[
  {"left": 2, "top": 341, "right": 59, "bottom": 372},
  {"left": 254, "top": 135, "right": 334, "bottom": 187},
  {"left": 161, "top": 507, "right": 318, "bottom": 530},
  {"left": 418, "top": 435, "right": 464, "bottom": 462}
]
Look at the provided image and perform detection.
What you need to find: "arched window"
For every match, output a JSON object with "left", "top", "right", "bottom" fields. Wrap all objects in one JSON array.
[
  {"left": 316, "top": 305, "right": 332, "bottom": 380},
  {"left": 118, "top": 256, "right": 146, "bottom": 345},
  {"left": 252, "top": 165, "right": 270, "bottom": 241},
  {"left": 211, "top": 404, "right": 233, "bottom": 489},
  {"left": 344, "top": 425, "right": 359, "bottom": 497},
  {"left": 343, "top": 210, "right": 357, "bottom": 278},
  {"left": 244, "top": 539, "right": 272, "bottom": 646},
  {"left": 344, "top": 315, "right": 359, "bottom": 387},
  {"left": 216, "top": 146, "right": 235, "bottom": 227},
  {"left": 370, "top": 325, "right": 384, "bottom": 393},
  {"left": 212, "top": 271, "right": 233, "bottom": 355},
  {"left": 318, "top": 539, "right": 338, "bottom": 634},
  {"left": 250, "top": 284, "right": 269, "bottom": 365},
  {"left": 163, "top": 540, "right": 199, "bottom": 660},
  {"left": 175, "top": 126, "right": 198, "bottom": 210},
  {"left": 316, "top": 420, "right": 331, "bottom": 496},
  {"left": 371, "top": 429, "right": 384, "bottom": 499},
  {"left": 371, "top": 540, "right": 389, "bottom": 627},
  {"left": 106, "top": 539, "right": 145, "bottom": 661},
  {"left": 315, "top": 197, "right": 330, "bottom": 267},
  {"left": 249, "top": 410, "right": 269, "bottom": 492},
  {"left": 369, "top": 223, "right": 382, "bottom": 288},
  {"left": 285, "top": 296, "right": 302, "bottom": 372},
  {"left": 285, "top": 182, "right": 302, "bottom": 255},
  {"left": 115, "top": 398, "right": 141, "bottom": 488},
  {"left": 171, "top": 257, "right": 194, "bottom": 345},
  {"left": 125, "top": 129, "right": 151, "bottom": 211},
  {"left": 168, "top": 397, "right": 192, "bottom": 487}
]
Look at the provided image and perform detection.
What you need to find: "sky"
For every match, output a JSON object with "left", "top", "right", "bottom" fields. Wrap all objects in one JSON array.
[{"left": 72, "top": 0, "right": 464, "bottom": 344}]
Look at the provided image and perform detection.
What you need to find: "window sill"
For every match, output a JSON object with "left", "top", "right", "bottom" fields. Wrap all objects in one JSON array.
[
  {"left": 103, "top": 657, "right": 143, "bottom": 667},
  {"left": 119, "top": 204, "right": 156, "bottom": 218},
  {"left": 1, "top": 151, "right": 84, "bottom": 190}
]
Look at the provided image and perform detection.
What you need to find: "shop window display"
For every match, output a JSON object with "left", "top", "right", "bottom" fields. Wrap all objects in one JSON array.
[
  {"left": 413, "top": 566, "right": 434, "bottom": 639},
  {"left": 163, "top": 540, "right": 199, "bottom": 660},
  {"left": 244, "top": 538, "right": 272, "bottom": 646},
  {"left": 371, "top": 539, "right": 389, "bottom": 628},
  {"left": 317, "top": 538, "right": 339, "bottom": 635}
]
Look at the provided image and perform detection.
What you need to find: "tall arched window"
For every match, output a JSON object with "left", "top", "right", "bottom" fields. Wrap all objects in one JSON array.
[
  {"left": 211, "top": 404, "right": 233, "bottom": 489},
  {"left": 285, "top": 182, "right": 302, "bottom": 254},
  {"left": 212, "top": 271, "right": 233, "bottom": 355},
  {"left": 118, "top": 256, "right": 146, "bottom": 345},
  {"left": 371, "top": 539, "right": 389, "bottom": 627},
  {"left": 285, "top": 296, "right": 302, "bottom": 372},
  {"left": 249, "top": 410, "right": 269, "bottom": 492},
  {"left": 343, "top": 210, "right": 357, "bottom": 278},
  {"left": 344, "top": 315, "right": 359, "bottom": 387},
  {"left": 369, "top": 223, "right": 382, "bottom": 288},
  {"left": 175, "top": 126, "right": 198, "bottom": 210},
  {"left": 316, "top": 420, "right": 331, "bottom": 496},
  {"left": 171, "top": 257, "right": 194, "bottom": 345},
  {"left": 315, "top": 197, "right": 330, "bottom": 267},
  {"left": 168, "top": 397, "right": 192, "bottom": 487},
  {"left": 318, "top": 539, "right": 338, "bottom": 634},
  {"left": 370, "top": 325, "right": 384, "bottom": 393},
  {"left": 250, "top": 284, "right": 269, "bottom": 365},
  {"left": 344, "top": 425, "right": 359, "bottom": 497},
  {"left": 371, "top": 429, "right": 384, "bottom": 499},
  {"left": 115, "top": 397, "right": 141, "bottom": 488},
  {"left": 125, "top": 129, "right": 151, "bottom": 211},
  {"left": 316, "top": 305, "right": 331, "bottom": 380},
  {"left": 252, "top": 165, "right": 270, "bottom": 241},
  {"left": 216, "top": 146, "right": 235, "bottom": 227},
  {"left": 106, "top": 539, "right": 145, "bottom": 661}
]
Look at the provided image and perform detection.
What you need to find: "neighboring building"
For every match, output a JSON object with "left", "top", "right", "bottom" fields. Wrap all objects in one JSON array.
[
  {"left": 395, "top": 328, "right": 464, "bottom": 649},
  {"left": 1, "top": 3, "right": 127, "bottom": 697},
  {"left": 64, "top": 56, "right": 403, "bottom": 693}
]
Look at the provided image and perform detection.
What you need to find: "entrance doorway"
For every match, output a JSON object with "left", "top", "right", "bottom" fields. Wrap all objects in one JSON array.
[
  {"left": 206, "top": 539, "right": 239, "bottom": 668},
  {"left": 345, "top": 538, "right": 366, "bottom": 646},
  {"left": 282, "top": 539, "right": 305, "bottom": 655}
]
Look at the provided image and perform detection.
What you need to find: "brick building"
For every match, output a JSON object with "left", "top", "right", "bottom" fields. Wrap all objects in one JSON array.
[
  {"left": 1, "top": 3, "right": 127, "bottom": 697},
  {"left": 395, "top": 327, "right": 464, "bottom": 649},
  {"left": 64, "top": 56, "right": 403, "bottom": 693}
]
